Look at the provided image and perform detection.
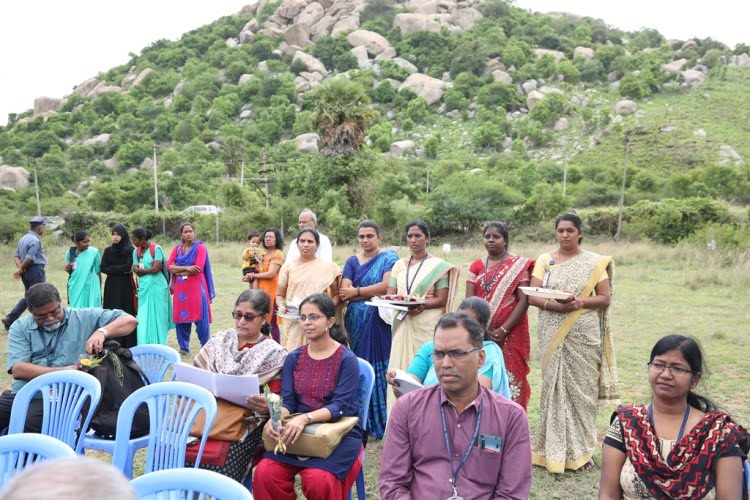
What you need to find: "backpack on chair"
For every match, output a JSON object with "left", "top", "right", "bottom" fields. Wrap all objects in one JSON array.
[{"left": 80, "top": 340, "right": 151, "bottom": 439}]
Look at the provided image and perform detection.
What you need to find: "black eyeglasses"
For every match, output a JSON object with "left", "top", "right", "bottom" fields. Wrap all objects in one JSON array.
[
  {"left": 32, "top": 305, "right": 62, "bottom": 320},
  {"left": 232, "top": 311, "right": 263, "bottom": 322},
  {"left": 299, "top": 313, "right": 325, "bottom": 323},
  {"left": 432, "top": 347, "right": 482, "bottom": 361},
  {"left": 647, "top": 362, "right": 693, "bottom": 377}
]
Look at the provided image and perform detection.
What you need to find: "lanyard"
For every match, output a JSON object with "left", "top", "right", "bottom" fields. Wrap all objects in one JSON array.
[
  {"left": 38, "top": 329, "right": 64, "bottom": 368},
  {"left": 648, "top": 403, "right": 691, "bottom": 442},
  {"left": 440, "top": 400, "right": 483, "bottom": 499},
  {"left": 405, "top": 255, "right": 427, "bottom": 295}
]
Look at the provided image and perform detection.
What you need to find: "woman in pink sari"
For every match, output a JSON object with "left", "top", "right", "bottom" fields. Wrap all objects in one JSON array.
[
  {"left": 167, "top": 222, "right": 216, "bottom": 355},
  {"left": 466, "top": 221, "right": 533, "bottom": 409}
]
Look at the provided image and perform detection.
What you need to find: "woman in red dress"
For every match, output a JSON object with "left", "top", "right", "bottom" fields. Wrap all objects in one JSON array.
[{"left": 466, "top": 221, "right": 534, "bottom": 409}]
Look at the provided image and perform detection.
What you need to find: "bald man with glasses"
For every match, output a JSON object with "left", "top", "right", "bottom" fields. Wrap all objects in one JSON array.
[{"left": 286, "top": 209, "right": 333, "bottom": 262}]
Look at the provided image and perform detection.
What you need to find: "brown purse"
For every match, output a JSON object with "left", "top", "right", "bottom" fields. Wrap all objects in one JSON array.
[
  {"left": 190, "top": 398, "right": 252, "bottom": 441},
  {"left": 262, "top": 414, "right": 358, "bottom": 458}
]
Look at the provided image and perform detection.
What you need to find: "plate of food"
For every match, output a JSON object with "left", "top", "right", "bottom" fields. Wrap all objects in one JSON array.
[
  {"left": 371, "top": 294, "right": 427, "bottom": 306},
  {"left": 518, "top": 287, "right": 571, "bottom": 300},
  {"left": 278, "top": 299, "right": 301, "bottom": 320},
  {"left": 277, "top": 311, "right": 301, "bottom": 320}
]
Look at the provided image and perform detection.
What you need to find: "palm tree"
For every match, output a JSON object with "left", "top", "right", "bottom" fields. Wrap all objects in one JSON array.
[{"left": 309, "top": 78, "right": 375, "bottom": 156}]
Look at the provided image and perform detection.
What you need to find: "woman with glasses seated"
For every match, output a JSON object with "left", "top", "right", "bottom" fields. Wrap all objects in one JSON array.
[
  {"left": 386, "top": 297, "right": 511, "bottom": 399},
  {"left": 254, "top": 294, "right": 362, "bottom": 500},
  {"left": 185, "top": 289, "right": 287, "bottom": 482},
  {"left": 599, "top": 334, "right": 749, "bottom": 500}
]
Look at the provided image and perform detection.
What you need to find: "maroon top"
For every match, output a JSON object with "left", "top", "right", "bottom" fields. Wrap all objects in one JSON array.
[{"left": 294, "top": 344, "right": 344, "bottom": 410}]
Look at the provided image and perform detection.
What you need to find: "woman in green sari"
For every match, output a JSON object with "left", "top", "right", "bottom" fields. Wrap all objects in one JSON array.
[
  {"left": 131, "top": 227, "right": 173, "bottom": 345},
  {"left": 385, "top": 220, "right": 460, "bottom": 412},
  {"left": 64, "top": 230, "right": 101, "bottom": 308},
  {"left": 527, "top": 213, "right": 619, "bottom": 474}
]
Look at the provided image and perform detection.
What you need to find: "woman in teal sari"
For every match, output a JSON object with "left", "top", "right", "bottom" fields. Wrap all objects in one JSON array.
[
  {"left": 131, "top": 227, "right": 173, "bottom": 345},
  {"left": 339, "top": 220, "right": 399, "bottom": 439},
  {"left": 64, "top": 230, "right": 101, "bottom": 308}
]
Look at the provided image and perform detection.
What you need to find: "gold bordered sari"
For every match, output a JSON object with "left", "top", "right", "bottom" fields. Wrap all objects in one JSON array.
[{"left": 531, "top": 250, "right": 620, "bottom": 473}]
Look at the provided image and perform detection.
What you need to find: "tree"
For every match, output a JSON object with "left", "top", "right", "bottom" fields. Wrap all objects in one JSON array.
[{"left": 310, "top": 79, "right": 375, "bottom": 156}]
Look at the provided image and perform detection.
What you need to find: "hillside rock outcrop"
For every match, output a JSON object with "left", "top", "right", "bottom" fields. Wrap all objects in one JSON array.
[
  {"left": 399, "top": 74, "right": 444, "bottom": 105},
  {"left": 0, "top": 165, "right": 30, "bottom": 190}
]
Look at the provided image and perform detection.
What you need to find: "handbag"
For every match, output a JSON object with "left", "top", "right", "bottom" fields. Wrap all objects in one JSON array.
[
  {"left": 263, "top": 414, "right": 358, "bottom": 458},
  {"left": 191, "top": 398, "right": 252, "bottom": 441}
]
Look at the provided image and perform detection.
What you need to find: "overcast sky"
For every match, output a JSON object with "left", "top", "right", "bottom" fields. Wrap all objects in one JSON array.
[{"left": 0, "top": 0, "right": 747, "bottom": 126}]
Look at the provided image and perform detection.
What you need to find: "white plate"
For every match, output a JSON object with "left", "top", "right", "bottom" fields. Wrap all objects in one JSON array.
[
  {"left": 364, "top": 301, "right": 409, "bottom": 312},
  {"left": 277, "top": 311, "right": 300, "bottom": 320},
  {"left": 519, "top": 287, "right": 571, "bottom": 300},
  {"left": 371, "top": 297, "right": 427, "bottom": 306}
]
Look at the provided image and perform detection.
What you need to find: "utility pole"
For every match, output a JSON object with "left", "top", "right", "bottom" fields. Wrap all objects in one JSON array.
[
  {"left": 260, "top": 150, "right": 270, "bottom": 209},
  {"left": 615, "top": 131, "right": 630, "bottom": 241},
  {"left": 563, "top": 162, "right": 568, "bottom": 196},
  {"left": 240, "top": 158, "right": 245, "bottom": 187},
  {"left": 32, "top": 159, "right": 41, "bottom": 216},
  {"left": 153, "top": 144, "right": 159, "bottom": 213}
]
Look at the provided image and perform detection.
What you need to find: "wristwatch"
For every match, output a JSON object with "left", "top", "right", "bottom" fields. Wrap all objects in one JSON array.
[
  {"left": 305, "top": 413, "right": 313, "bottom": 424},
  {"left": 96, "top": 327, "right": 109, "bottom": 338}
]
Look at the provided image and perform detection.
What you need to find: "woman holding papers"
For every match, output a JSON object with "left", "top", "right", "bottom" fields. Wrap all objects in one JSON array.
[{"left": 186, "top": 289, "right": 287, "bottom": 482}]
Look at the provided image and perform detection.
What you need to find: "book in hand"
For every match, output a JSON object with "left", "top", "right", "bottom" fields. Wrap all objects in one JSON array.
[
  {"left": 174, "top": 362, "right": 259, "bottom": 409},
  {"left": 393, "top": 369, "right": 424, "bottom": 394}
]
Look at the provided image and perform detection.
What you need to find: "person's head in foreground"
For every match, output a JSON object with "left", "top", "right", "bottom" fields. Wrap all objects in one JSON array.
[
  {"left": 457, "top": 296, "right": 491, "bottom": 336},
  {"left": 0, "top": 456, "right": 136, "bottom": 500},
  {"left": 598, "top": 334, "right": 750, "bottom": 500},
  {"left": 432, "top": 312, "right": 486, "bottom": 403}
]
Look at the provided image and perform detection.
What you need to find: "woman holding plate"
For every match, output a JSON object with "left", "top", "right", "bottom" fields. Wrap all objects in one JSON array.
[
  {"left": 527, "top": 212, "right": 619, "bottom": 474},
  {"left": 385, "top": 220, "right": 460, "bottom": 413},
  {"left": 339, "top": 220, "right": 398, "bottom": 439},
  {"left": 466, "top": 221, "right": 534, "bottom": 409},
  {"left": 276, "top": 228, "right": 341, "bottom": 351}
]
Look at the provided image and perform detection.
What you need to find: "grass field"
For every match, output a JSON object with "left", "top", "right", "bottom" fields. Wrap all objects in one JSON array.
[{"left": 1, "top": 237, "right": 748, "bottom": 499}]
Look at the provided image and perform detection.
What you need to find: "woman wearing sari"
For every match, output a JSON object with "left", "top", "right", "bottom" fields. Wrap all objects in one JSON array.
[
  {"left": 276, "top": 228, "right": 341, "bottom": 352},
  {"left": 527, "top": 212, "right": 619, "bottom": 474},
  {"left": 385, "top": 220, "right": 460, "bottom": 412},
  {"left": 339, "top": 220, "right": 398, "bottom": 439},
  {"left": 242, "top": 228, "right": 285, "bottom": 343},
  {"left": 101, "top": 223, "right": 137, "bottom": 348},
  {"left": 186, "top": 289, "right": 287, "bottom": 482},
  {"left": 167, "top": 222, "right": 216, "bottom": 355},
  {"left": 599, "top": 335, "right": 749, "bottom": 499},
  {"left": 466, "top": 221, "right": 533, "bottom": 409},
  {"left": 131, "top": 228, "right": 172, "bottom": 345},
  {"left": 64, "top": 230, "right": 102, "bottom": 308}
]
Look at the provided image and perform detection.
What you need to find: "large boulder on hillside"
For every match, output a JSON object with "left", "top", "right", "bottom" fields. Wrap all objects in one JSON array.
[
  {"left": 526, "top": 90, "right": 545, "bottom": 109},
  {"left": 492, "top": 70, "right": 512, "bottom": 85},
  {"left": 730, "top": 53, "right": 750, "bottom": 65},
  {"left": 330, "top": 14, "right": 360, "bottom": 37},
  {"left": 240, "top": 30, "right": 255, "bottom": 44},
  {"left": 242, "top": 18, "right": 259, "bottom": 33},
  {"left": 614, "top": 99, "right": 637, "bottom": 115},
  {"left": 574, "top": 46, "right": 594, "bottom": 59},
  {"left": 350, "top": 46, "right": 370, "bottom": 68},
  {"left": 89, "top": 83, "right": 123, "bottom": 98},
  {"left": 399, "top": 73, "right": 444, "bottom": 105},
  {"left": 392, "top": 57, "right": 418, "bottom": 74},
  {"left": 390, "top": 140, "right": 416, "bottom": 157},
  {"left": 295, "top": 133, "right": 320, "bottom": 153},
  {"left": 296, "top": 2, "right": 325, "bottom": 27},
  {"left": 0, "top": 165, "right": 30, "bottom": 189},
  {"left": 238, "top": 74, "right": 254, "bottom": 85},
  {"left": 33, "top": 96, "right": 62, "bottom": 116},
  {"left": 293, "top": 51, "right": 329, "bottom": 76},
  {"left": 83, "top": 134, "right": 111, "bottom": 147},
  {"left": 681, "top": 69, "right": 705, "bottom": 88},
  {"left": 73, "top": 77, "right": 99, "bottom": 97},
  {"left": 311, "top": 16, "right": 335, "bottom": 39},
  {"left": 408, "top": 0, "right": 440, "bottom": 14},
  {"left": 393, "top": 13, "right": 442, "bottom": 35},
  {"left": 374, "top": 47, "right": 397, "bottom": 60},
  {"left": 133, "top": 68, "right": 154, "bottom": 87},
  {"left": 277, "top": 0, "right": 307, "bottom": 20},
  {"left": 347, "top": 29, "right": 390, "bottom": 56},
  {"left": 103, "top": 157, "right": 119, "bottom": 170},
  {"left": 533, "top": 48, "right": 565, "bottom": 63},
  {"left": 662, "top": 58, "right": 688, "bottom": 73},
  {"left": 449, "top": 7, "right": 482, "bottom": 30},
  {"left": 285, "top": 24, "right": 311, "bottom": 47}
]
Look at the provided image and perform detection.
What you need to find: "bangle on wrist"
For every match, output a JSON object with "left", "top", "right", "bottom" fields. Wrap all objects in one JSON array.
[
  {"left": 96, "top": 327, "right": 109, "bottom": 338},
  {"left": 356, "top": 287, "right": 361, "bottom": 297},
  {"left": 543, "top": 299, "right": 550, "bottom": 311},
  {"left": 499, "top": 326, "right": 508, "bottom": 334}
]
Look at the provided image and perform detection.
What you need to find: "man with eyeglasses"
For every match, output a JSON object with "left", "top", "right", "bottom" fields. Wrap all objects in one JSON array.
[
  {"left": 285, "top": 208, "right": 333, "bottom": 262},
  {"left": 0, "top": 283, "right": 137, "bottom": 433},
  {"left": 380, "top": 312, "right": 531, "bottom": 500},
  {"left": 3, "top": 216, "right": 48, "bottom": 331}
]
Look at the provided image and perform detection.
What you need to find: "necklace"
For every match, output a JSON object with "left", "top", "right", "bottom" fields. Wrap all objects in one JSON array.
[
  {"left": 405, "top": 254, "right": 428, "bottom": 295},
  {"left": 481, "top": 251, "right": 508, "bottom": 293}
]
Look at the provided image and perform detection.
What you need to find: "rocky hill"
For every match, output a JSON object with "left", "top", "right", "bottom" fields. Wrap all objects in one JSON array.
[{"left": 0, "top": 0, "right": 748, "bottom": 244}]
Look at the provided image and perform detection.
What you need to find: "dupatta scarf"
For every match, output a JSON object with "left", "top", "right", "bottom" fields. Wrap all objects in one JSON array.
[{"left": 175, "top": 240, "right": 216, "bottom": 300}]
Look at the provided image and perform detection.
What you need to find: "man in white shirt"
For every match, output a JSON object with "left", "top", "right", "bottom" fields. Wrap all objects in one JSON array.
[{"left": 286, "top": 209, "right": 333, "bottom": 261}]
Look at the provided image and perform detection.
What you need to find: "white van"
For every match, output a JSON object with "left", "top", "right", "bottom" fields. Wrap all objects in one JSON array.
[{"left": 182, "top": 205, "right": 222, "bottom": 215}]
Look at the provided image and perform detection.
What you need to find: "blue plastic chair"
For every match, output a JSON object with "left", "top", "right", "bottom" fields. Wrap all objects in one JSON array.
[
  {"left": 131, "top": 468, "right": 253, "bottom": 499},
  {"left": 8, "top": 371, "right": 101, "bottom": 453},
  {"left": 0, "top": 433, "right": 76, "bottom": 487},
  {"left": 83, "top": 344, "right": 181, "bottom": 475},
  {"left": 130, "top": 344, "right": 180, "bottom": 384},
  {"left": 348, "top": 358, "right": 375, "bottom": 500},
  {"left": 111, "top": 381, "right": 217, "bottom": 477},
  {"left": 744, "top": 459, "right": 749, "bottom": 493}
]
